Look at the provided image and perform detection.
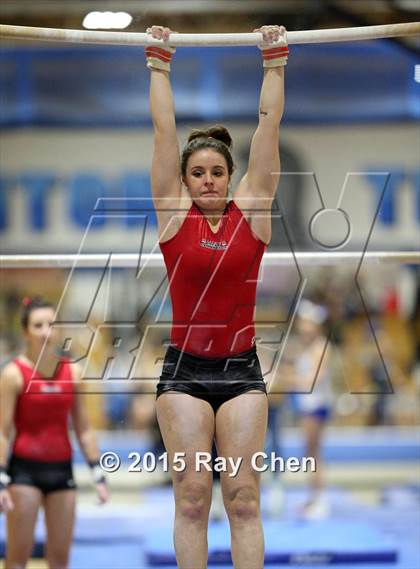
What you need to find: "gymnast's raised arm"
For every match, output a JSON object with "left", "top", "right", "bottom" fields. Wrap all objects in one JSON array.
[
  {"left": 234, "top": 25, "right": 288, "bottom": 244},
  {"left": 146, "top": 25, "right": 186, "bottom": 242}
]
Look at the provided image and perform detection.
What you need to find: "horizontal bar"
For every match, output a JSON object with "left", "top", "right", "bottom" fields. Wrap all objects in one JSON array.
[
  {"left": 1, "top": 22, "right": 419, "bottom": 47},
  {"left": 0, "top": 252, "right": 418, "bottom": 269}
]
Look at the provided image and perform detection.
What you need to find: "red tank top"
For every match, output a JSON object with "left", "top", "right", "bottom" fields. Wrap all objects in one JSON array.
[
  {"left": 12, "top": 358, "right": 75, "bottom": 462},
  {"left": 160, "top": 200, "right": 266, "bottom": 357}
]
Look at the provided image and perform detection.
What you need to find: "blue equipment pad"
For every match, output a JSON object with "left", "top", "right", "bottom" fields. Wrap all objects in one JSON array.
[{"left": 145, "top": 519, "right": 397, "bottom": 565}]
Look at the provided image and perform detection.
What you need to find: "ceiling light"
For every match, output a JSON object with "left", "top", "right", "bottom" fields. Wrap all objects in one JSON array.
[{"left": 83, "top": 11, "right": 133, "bottom": 30}]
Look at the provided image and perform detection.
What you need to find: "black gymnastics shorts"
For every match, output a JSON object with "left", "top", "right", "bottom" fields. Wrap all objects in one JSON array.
[
  {"left": 156, "top": 345, "right": 267, "bottom": 412},
  {"left": 7, "top": 455, "right": 77, "bottom": 495}
]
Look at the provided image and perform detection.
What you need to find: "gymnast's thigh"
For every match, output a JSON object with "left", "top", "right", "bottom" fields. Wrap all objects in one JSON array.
[
  {"left": 215, "top": 390, "right": 268, "bottom": 492},
  {"left": 156, "top": 392, "right": 215, "bottom": 485}
]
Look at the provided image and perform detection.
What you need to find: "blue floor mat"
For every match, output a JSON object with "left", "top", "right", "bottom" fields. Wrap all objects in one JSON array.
[
  {"left": 70, "top": 544, "right": 146, "bottom": 569},
  {"left": 145, "top": 519, "right": 397, "bottom": 565},
  {"left": 1, "top": 485, "right": 418, "bottom": 568}
]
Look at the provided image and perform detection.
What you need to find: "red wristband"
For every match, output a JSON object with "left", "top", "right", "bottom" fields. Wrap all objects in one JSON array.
[{"left": 145, "top": 45, "right": 176, "bottom": 72}]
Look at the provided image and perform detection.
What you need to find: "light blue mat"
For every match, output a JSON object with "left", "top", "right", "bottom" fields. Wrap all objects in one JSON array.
[{"left": 1, "top": 485, "right": 418, "bottom": 567}]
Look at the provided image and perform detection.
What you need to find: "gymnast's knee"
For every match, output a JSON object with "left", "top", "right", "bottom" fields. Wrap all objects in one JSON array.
[
  {"left": 176, "top": 481, "right": 211, "bottom": 524},
  {"left": 224, "top": 485, "right": 260, "bottom": 524}
]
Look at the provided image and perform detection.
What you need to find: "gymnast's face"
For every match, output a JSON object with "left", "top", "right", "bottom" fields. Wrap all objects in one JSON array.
[
  {"left": 183, "top": 149, "right": 230, "bottom": 211},
  {"left": 25, "top": 307, "right": 58, "bottom": 352}
]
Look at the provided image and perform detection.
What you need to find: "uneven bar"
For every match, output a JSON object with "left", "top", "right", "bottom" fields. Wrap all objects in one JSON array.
[
  {"left": 1, "top": 22, "right": 419, "bottom": 47},
  {"left": 0, "top": 252, "right": 418, "bottom": 269}
]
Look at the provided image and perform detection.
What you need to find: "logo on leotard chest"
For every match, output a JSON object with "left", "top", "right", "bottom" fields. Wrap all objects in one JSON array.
[
  {"left": 40, "top": 384, "right": 62, "bottom": 393},
  {"left": 200, "top": 238, "right": 227, "bottom": 251}
]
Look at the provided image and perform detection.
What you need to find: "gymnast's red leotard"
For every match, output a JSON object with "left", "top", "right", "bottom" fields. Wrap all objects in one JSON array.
[
  {"left": 12, "top": 358, "right": 75, "bottom": 462},
  {"left": 159, "top": 200, "right": 266, "bottom": 357}
]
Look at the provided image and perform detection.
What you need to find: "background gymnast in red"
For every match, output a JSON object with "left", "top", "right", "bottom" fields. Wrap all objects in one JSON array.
[{"left": 0, "top": 297, "right": 109, "bottom": 569}]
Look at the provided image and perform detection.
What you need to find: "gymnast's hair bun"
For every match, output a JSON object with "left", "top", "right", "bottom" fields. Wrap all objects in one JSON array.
[{"left": 187, "top": 125, "right": 233, "bottom": 149}]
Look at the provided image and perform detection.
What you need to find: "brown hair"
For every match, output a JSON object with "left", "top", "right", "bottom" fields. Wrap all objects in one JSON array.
[
  {"left": 21, "top": 296, "right": 55, "bottom": 330},
  {"left": 181, "top": 125, "right": 235, "bottom": 178}
]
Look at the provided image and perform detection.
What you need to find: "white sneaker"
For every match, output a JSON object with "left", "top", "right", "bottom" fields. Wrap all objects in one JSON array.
[{"left": 300, "top": 495, "right": 330, "bottom": 520}]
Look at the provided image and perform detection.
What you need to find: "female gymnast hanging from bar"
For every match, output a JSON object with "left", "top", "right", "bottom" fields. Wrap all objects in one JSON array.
[{"left": 146, "top": 24, "right": 287, "bottom": 569}]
